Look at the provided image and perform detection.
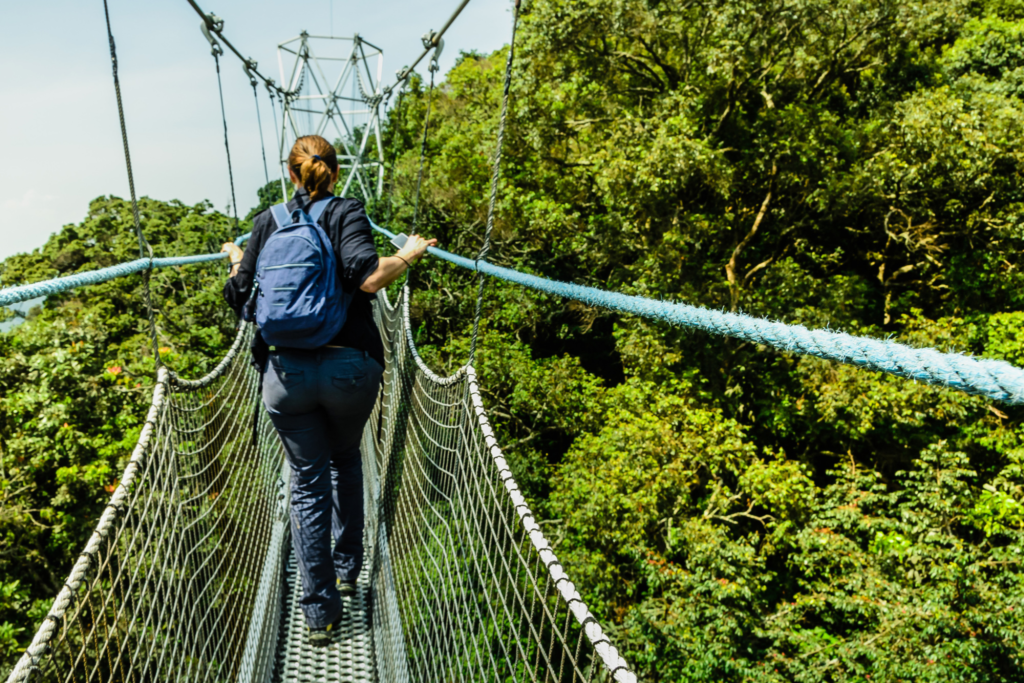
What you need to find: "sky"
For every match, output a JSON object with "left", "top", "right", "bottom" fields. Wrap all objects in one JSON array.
[{"left": 0, "top": 0, "right": 513, "bottom": 262}]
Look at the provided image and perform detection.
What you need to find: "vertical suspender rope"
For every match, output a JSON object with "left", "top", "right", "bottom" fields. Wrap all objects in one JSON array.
[
  {"left": 213, "top": 52, "right": 241, "bottom": 231},
  {"left": 468, "top": 0, "right": 521, "bottom": 366},
  {"left": 412, "top": 64, "right": 438, "bottom": 233},
  {"left": 247, "top": 67, "right": 270, "bottom": 185},
  {"left": 381, "top": 87, "right": 403, "bottom": 227},
  {"left": 200, "top": 14, "right": 240, "bottom": 230},
  {"left": 272, "top": 91, "right": 289, "bottom": 202},
  {"left": 102, "top": 0, "right": 162, "bottom": 368}
]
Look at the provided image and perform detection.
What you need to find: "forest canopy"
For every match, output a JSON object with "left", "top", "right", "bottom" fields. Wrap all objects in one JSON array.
[{"left": 4, "top": 0, "right": 1024, "bottom": 680}]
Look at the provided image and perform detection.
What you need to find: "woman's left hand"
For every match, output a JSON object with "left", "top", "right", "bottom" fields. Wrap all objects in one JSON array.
[{"left": 222, "top": 243, "right": 244, "bottom": 276}]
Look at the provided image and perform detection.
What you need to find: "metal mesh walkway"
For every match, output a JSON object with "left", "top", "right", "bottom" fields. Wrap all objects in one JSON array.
[
  {"left": 271, "top": 430, "right": 379, "bottom": 683},
  {"left": 271, "top": 551, "right": 375, "bottom": 682},
  {"left": 7, "top": 287, "right": 635, "bottom": 683}
]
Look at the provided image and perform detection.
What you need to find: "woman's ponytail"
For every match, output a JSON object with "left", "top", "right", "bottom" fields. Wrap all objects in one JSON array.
[{"left": 288, "top": 135, "right": 339, "bottom": 201}]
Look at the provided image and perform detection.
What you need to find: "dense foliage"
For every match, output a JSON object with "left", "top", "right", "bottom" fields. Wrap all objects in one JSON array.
[
  {"left": 0, "top": 197, "right": 241, "bottom": 668},
  {"left": 4, "top": 0, "right": 1024, "bottom": 679},
  {"left": 380, "top": 0, "right": 1024, "bottom": 679}
]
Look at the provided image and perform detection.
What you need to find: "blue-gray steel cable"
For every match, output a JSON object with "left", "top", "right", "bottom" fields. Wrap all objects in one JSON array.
[
  {"left": 0, "top": 234, "right": 250, "bottom": 309},
  {"left": 366, "top": 219, "right": 1024, "bottom": 405},
  {"left": 6, "top": 216, "right": 1024, "bottom": 405}
]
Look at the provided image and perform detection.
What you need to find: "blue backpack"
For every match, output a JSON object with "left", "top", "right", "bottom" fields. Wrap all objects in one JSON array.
[{"left": 251, "top": 197, "right": 351, "bottom": 349}]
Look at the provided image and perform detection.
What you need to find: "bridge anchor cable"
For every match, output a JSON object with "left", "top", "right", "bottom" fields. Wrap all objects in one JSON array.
[{"left": 469, "top": 0, "right": 520, "bottom": 366}]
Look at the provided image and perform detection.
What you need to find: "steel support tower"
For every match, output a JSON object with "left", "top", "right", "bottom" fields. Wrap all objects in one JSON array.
[{"left": 276, "top": 32, "right": 385, "bottom": 201}]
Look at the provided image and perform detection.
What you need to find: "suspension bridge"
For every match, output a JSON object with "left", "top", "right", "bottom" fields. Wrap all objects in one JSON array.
[{"left": 4, "top": 1, "right": 1024, "bottom": 682}]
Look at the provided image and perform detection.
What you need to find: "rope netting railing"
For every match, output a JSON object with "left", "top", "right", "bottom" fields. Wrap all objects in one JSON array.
[
  {"left": 7, "top": 284, "right": 635, "bottom": 683},
  {"left": 364, "top": 287, "right": 634, "bottom": 683},
  {"left": 5, "top": 325, "right": 290, "bottom": 683}
]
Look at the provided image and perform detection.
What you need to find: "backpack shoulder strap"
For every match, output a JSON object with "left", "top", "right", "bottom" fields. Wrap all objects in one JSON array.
[
  {"left": 306, "top": 196, "right": 339, "bottom": 224},
  {"left": 270, "top": 202, "right": 292, "bottom": 230}
]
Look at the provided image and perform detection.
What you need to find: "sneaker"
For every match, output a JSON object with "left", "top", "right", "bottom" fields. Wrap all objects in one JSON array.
[
  {"left": 337, "top": 578, "right": 356, "bottom": 596},
  {"left": 309, "top": 612, "right": 343, "bottom": 648}
]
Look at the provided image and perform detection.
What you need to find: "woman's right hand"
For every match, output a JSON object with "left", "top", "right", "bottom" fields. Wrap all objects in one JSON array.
[
  {"left": 360, "top": 234, "right": 440, "bottom": 293},
  {"left": 397, "top": 234, "right": 437, "bottom": 265}
]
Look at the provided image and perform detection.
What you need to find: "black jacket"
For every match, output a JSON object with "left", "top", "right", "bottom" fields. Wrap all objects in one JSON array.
[{"left": 223, "top": 188, "right": 385, "bottom": 369}]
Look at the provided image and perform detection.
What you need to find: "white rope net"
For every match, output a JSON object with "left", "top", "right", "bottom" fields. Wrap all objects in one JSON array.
[
  {"left": 364, "top": 287, "right": 634, "bottom": 683},
  {"left": 6, "top": 287, "right": 634, "bottom": 683},
  {"left": 5, "top": 326, "right": 290, "bottom": 683}
]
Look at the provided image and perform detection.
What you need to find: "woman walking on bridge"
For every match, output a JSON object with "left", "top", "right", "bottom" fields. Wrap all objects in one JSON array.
[{"left": 221, "top": 135, "right": 435, "bottom": 646}]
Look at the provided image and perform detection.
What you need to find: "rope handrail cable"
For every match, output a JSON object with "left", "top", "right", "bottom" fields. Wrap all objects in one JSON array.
[
  {"left": 366, "top": 218, "right": 1024, "bottom": 405},
  {"left": 6, "top": 216, "right": 1024, "bottom": 404},
  {"left": 6, "top": 210, "right": 1024, "bottom": 405},
  {"left": 0, "top": 233, "right": 250, "bottom": 309}
]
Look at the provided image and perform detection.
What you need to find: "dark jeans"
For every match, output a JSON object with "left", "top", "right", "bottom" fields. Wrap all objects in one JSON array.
[{"left": 262, "top": 346, "right": 383, "bottom": 629}]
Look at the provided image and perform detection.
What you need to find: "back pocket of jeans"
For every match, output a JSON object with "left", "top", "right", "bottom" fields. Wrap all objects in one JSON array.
[
  {"left": 331, "top": 363, "right": 367, "bottom": 393},
  {"left": 270, "top": 359, "right": 305, "bottom": 389}
]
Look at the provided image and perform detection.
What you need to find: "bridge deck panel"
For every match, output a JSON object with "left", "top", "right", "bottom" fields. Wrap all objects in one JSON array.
[{"left": 272, "top": 548, "right": 376, "bottom": 683}]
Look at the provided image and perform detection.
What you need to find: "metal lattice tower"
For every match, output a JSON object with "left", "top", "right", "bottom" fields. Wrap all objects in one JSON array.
[{"left": 277, "top": 32, "right": 385, "bottom": 201}]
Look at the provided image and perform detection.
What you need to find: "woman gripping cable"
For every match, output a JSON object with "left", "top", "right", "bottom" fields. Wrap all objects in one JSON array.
[{"left": 221, "top": 134, "right": 435, "bottom": 647}]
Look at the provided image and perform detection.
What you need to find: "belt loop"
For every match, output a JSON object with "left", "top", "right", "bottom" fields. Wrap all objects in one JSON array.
[{"left": 364, "top": 350, "right": 368, "bottom": 361}]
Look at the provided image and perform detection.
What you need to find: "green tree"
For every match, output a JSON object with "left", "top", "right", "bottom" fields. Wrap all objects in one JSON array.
[
  {"left": 0, "top": 195, "right": 242, "bottom": 669},
  {"left": 378, "top": 0, "right": 1024, "bottom": 678}
]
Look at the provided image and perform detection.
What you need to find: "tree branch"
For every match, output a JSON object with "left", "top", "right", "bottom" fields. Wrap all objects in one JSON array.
[{"left": 726, "top": 162, "right": 777, "bottom": 311}]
